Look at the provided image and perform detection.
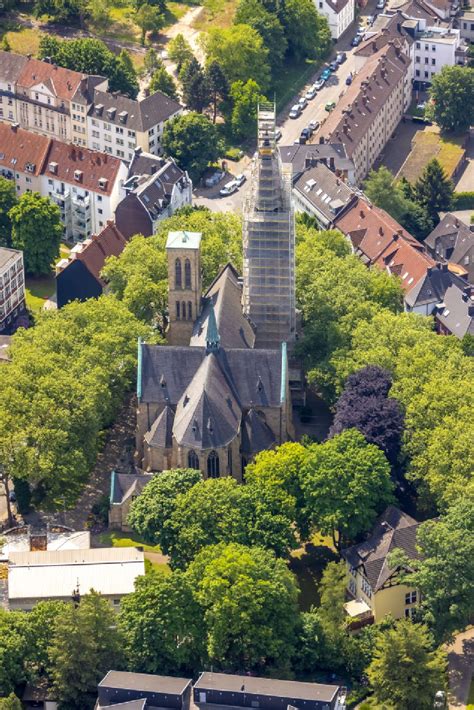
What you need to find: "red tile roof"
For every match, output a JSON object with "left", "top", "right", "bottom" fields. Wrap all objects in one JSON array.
[
  {"left": 335, "top": 197, "right": 435, "bottom": 292},
  {"left": 17, "top": 58, "right": 85, "bottom": 101},
  {"left": 43, "top": 141, "right": 122, "bottom": 196},
  {"left": 0, "top": 122, "right": 50, "bottom": 176},
  {"left": 74, "top": 222, "right": 127, "bottom": 283}
]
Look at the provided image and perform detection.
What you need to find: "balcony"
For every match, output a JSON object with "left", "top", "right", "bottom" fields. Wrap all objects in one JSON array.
[
  {"left": 51, "top": 188, "right": 70, "bottom": 206},
  {"left": 72, "top": 193, "right": 90, "bottom": 209},
  {"left": 344, "top": 599, "right": 374, "bottom": 631}
]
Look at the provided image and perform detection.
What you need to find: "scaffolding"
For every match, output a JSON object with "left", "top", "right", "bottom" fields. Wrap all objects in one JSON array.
[{"left": 242, "top": 103, "right": 296, "bottom": 349}]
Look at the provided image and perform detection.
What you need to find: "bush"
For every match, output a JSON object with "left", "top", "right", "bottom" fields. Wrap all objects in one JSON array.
[
  {"left": 224, "top": 147, "right": 244, "bottom": 161},
  {"left": 452, "top": 191, "right": 474, "bottom": 209}
]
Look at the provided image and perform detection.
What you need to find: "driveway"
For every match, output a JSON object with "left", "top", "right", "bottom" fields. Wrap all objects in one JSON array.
[{"left": 447, "top": 628, "right": 474, "bottom": 709}]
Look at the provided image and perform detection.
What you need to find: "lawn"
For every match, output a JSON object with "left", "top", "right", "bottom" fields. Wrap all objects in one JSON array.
[
  {"left": 193, "top": 0, "right": 239, "bottom": 30},
  {"left": 87, "top": 1, "right": 189, "bottom": 44},
  {"left": 290, "top": 531, "right": 337, "bottom": 611},
  {"left": 98, "top": 530, "right": 162, "bottom": 553},
  {"left": 274, "top": 58, "right": 320, "bottom": 112},
  {"left": 398, "top": 126, "right": 466, "bottom": 182},
  {"left": 2, "top": 26, "right": 45, "bottom": 56},
  {"left": 25, "top": 274, "right": 55, "bottom": 312},
  {"left": 145, "top": 557, "right": 172, "bottom": 575}
]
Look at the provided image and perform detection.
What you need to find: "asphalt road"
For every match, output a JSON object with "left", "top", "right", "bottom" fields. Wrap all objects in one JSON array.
[{"left": 195, "top": 0, "right": 380, "bottom": 211}]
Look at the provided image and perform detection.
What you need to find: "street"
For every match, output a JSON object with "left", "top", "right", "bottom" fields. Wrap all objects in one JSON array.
[{"left": 194, "top": 0, "right": 379, "bottom": 211}]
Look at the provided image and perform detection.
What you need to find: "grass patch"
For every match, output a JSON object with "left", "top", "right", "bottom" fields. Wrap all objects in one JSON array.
[
  {"left": 3, "top": 27, "right": 44, "bottom": 56},
  {"left": 274, "top": 58, "right": 320, "bottom": 112},
  {"left": 193, "top": 0, "right": 238, "bottom": 30},
  {"left": 145, "top": 557, "right": 172, "bottom": 575},
  {"left": 89, "top": 4, "right": 141, "bottom": 43},
  {"left": 25, "top": 274, "right": 55, "bottom": 312},
  {"left": 60, "top": 242, "right": 71, "bottom": 259},
  {"left": 99, "top": 530, "right": 162, "bottom": 553},
  {"left": 165, "top": 2, "right": 190, "bottom": 24},
  {"left": 398, "top": 126, "right": 466, "bottom": 182},
  {"left": 290, "top": 532, "right": 338, "bottom": 611},
  {"left": 358, "top": 699, "right": 395, "bottom": 710}
]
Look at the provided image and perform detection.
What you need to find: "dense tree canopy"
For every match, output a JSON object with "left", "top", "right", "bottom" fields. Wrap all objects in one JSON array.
[
  {"left": 301, "top": 429, "right": 394, "bottom": 549},
  {"left": 0, "top": 177, "right": 17, "bottom": 248},
  {"left": 281, "top": 0, "right": 331, "bottom": 61},
  {"left": 102, "top": 209, "right": 242, "bottom": 325},
  {"left": 428, "top": 66, "right": 474, "bottom": 132},
  {"left": 185, "top": 542, "right": 299, "bottom": 671},
  {"left": 367, "top": 620, "right": 446, "bottom": 710},
  {"left": 162, "top": 113, "right": 221, "bottom": 181},
  {"left": 413, "top": 158, "right": 454, "bottom": 225},
  {"left": 9, "top": 192, "right": 62, "bottom": 276},
  {"left": 149, "top": 66, "right": 178, "bottom": 99},
  {"left": 235, "top": 0, "right": 287, "bottom": 70},
  {"left": 38, "top": 36, "right": 138, "bottom": 98},
  {"left": 228, "top": 79, "right": 268, "bottom": 139},
  {"left": 180, "top": 58, "right": 211, "bottom": 112}
]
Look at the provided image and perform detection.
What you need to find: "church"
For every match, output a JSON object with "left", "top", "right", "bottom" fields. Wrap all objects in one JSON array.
[{"left": 135, "top": 104, "right": 297, "bottom": 479}]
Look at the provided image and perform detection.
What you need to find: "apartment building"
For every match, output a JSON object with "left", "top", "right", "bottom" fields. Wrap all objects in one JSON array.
[
  {"left": 0, "top": 247, "right": 26, "bottom": 334},
  {"left": 314, "top": 0, "right": 355, "bottom": 39},
  {"left": 318, "top": 40, "right": 412, "bottom": 184},
  {"left": 0, "top": 52, "right": 183, "bottom": 162},
  {"left": 0, "top": 122, "right": 127, "bottom": 242},
  {"left": 406, "top": 22, "right": 467, "bottom": 82},
  {"left": 458, "top": 10, "right": 474, "bottom": 42}
]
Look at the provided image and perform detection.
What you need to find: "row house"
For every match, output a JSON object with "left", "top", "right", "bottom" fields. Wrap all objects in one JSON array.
[
  {"left": 425, "top": 212, "right": 474, "bottom": 283},
  {"left": 0, "top": 247, "right": 26, "bottom": 334},
  {"left": 0, "top": 122, "right": 127, "bottom": 242},
  {"left": 313, "top": 0, "right": 355, "bottom": 39},
  {"left": 317, "top": 41, "right": 413, "bottom": 184},
  {"left": 0, "top": 51, "right": 183, "bottom": 162}
]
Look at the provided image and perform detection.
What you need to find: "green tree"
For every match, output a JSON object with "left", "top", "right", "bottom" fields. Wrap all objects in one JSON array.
[
  {"left": 127, "top": 468, "right": 202, "bottom": 549},
  {"left": 0, "top": 695, "right": 22, "bottom": 710},
  {"left": 186, "top": 542, "right": 299, "bottom": 671},
  {"left": 144, "top": 47, "right": 160, "bottom": 73},
  {"left": 414, "top": 158, "right": 454, "bottom": 224},
  {"left": 9, "top": 192, "right": 62, "bottom": 276},
  {"left": 201, "top": 25, "right": 271, "bottom": 92},
  {"left": 229, "top": 79, "right": 267, "bottom": 139},
  {"left": 135, "top": 3, "right": 164, "bottom": 45},
  {"left": 34, "top": 0, "right": 86, "bottom": 24},
  {"left": 119, "top": 571, "right": 202, "bottom": 674},
  {"left": 0, "top": 611, "right": 28, "bottom": 696},
  {"left": 150, "top": 66, "right": 178, "bottom": 99},
  {"left": 0, "top": 176, "right": 17, "bottom": 247},
  {"left": 301, "top": 429, "right": 394, "bottom": 549},
  {"left": 49, "top": 592, "right": 124, "bottom": 710},
  {"left": 38, "top": 35, "right": 138, "bottom": 98},
  {"left": 24, "top": 601, "right": 66, "bottom": 684},
  {"left": 281, "top": 0, "right": 331, "bottom": 60},
  {"left": 205, "top": 61, "right": 229, "bottom": 123},
  {"left": 235, "top": 0, "right": 287, "bottom": 70},
  {"left": 162, "top": 113, "right": 221, "bottom": 181},
  {"left": 180, "top": 57, "right": 210, "bottom": 112},
  {"left": 428, "top": 65, "right": 474, "bottom": 132},
  {"left": 168, "top": 33, "right": 194, "bottom": 73},
  {"left": 395, "top": 498, "right": 474, "bottom": 642},
  {"left": 86, "top": 0, "right": 110, "bottom": 28},
  {"left": 367, "top": 620, "right": 446, "bottom": 710},
  {"left": 102, "top": 209, "right": 242, "bottom": 323},
  {"left": 0, "top": 36, "right": 11, "bottom": 51}
]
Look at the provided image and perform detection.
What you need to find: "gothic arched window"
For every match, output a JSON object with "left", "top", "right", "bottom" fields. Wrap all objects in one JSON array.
[
  {"left": 207, "top": 450, "right": 220, "bottom": 478},
  {"left": 185, "top": 258, "right": 191, "bottom": 289},
  {"left": 175, "top": 258, "right": 182, "bottom": 289},
  {"left": 188, "top": 301, "right": 192, "bottom": 320},
  {"left": 176, "top": 301, "right": 180, "bottom": 319},
  {"left": 182, "top": 301, "right": 186, "bottom": 319},
  {"left": 188, "top": 450, "right": 200, "bottom": 470}
]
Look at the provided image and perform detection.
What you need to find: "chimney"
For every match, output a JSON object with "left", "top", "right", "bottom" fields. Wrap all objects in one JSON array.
[
  {"left": 397, "top": 229, "right": 403, "bottom": 236},
  {"left": 360, "top": 209, "right": 365, "bottom": 218},
  {"left": 455, "top": 219, "right": 460, "bottom": 228},
  {"left": 319, "top": 136, "right": 325, "bottom": 144},
  {"left": 11, "top": 123, "right": 19, "bottom": 132},
  {"left": 329, "top": 156, "right": 335, "bottom": 170},
  {"left": 463, "top": 285, "right": 472, "bottom": 296},
  {"left": 372, "top": 40, "right": 377, "bottom": 52},
  {"left": 43, "top": 56, "right": 51, "bottom": 64},
  {"left": 393, "top": 232, "right": 399, "bottom": 241},
  {"left": 379, "top": 226, "right": 384, "bottom": 235}
]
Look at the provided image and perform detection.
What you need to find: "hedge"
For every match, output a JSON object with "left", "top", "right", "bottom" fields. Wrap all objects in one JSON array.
[{"left": 452, "top": 192, "right": 474, "bottom": 210}]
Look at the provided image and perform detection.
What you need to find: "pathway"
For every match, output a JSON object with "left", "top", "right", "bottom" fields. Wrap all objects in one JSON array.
[
  {"left": 447, "top": 627, "right": 474, "bottom": 710},
  {"left": 160, "top": 5, "right": 205, "bottom": 64}
]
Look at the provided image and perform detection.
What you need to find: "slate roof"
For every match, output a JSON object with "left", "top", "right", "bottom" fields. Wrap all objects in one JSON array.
[
  {"left": 91, "top": 89, "right": 182, "bottom": 132},
  {"left": 110, "top": 472, "right": 153, "bottom": 505},
  {"left": 435, "top": 284, "right": 474, "bottom": 337},
  {"left": 405, "top": 262, "right": 467, "bottom": 308},
  {"left": 0, "top": 51, "right": 28, "bottom": 84},
  {"left": 134, "top": 160, "right": 188, "bottom": 220},
  {"left": 342, "top": 506, "right": 422, "bottom": 592},
  {"left": 127, "top": 149, "right": 170, "bottom": 178},
  {"left": 194, "top": 673, "right": 339, "bottom": 704},
  {"left": 425, "top": 213, "right": 474, "bottom": 265},
  {"left": 17, "top": 57, "right": 86, "bottom": 100},
  {"left": 63, "top": 222, "right": 127, "bottom": 285},
  {"left": 279, "top": 143, "right": 353, "bottom": 177},
  {"left": 0, "top": 122, "right": 50, "bottom": 176},
  {"left": 324, "top": 0, "right": 352, "bottom": 13},
  {"left": 293, "top": 162, "right": 356, "bottom": 222},
  {"left": 241, "top": 408, "right": 276, "bottom": 454},
  {"left": 43, "top": 141, "right": 123, "bottom": 196},
  {"left": 144, "top": 405, "right": 174, "bottom": 449},
  {"left": 355, "top": 13, "right": 414, "bottom": 56},
  {"left": 190, "top": 264, "right": 256, "bottom": 350},
  {"left": 0, "top": 246, "right": 23, "bottom": 271},
  {"left": 99, "top": 700, "right": 146, "bottom": 710}
]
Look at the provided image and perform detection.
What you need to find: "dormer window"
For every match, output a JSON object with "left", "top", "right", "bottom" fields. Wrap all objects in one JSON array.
[
  {"left": 95, "top": 104, "right": 104, "bottom": 116},
  {"left": 107, "top": 107, "right": 116, "bottom": 120},
  {"left": 119, "top": 110, "right": 128, "bottom": 123},
  {"left": 98, "top": 177, "right": 108, "bottom": 190},
  {"left": 25, "top": 162, "right": 35, "bottom": 173},
  {"left": 74, "top": 170, "right": 83, "bottom": 182},
  {"left": 49, "top": 161, "right": 58, "bottom": 174}
]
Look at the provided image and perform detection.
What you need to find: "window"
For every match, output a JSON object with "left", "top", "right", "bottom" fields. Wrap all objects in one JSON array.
[
  {"left": 405, "top": 607, "right": 415, "bottom": 619},
  {"left": 175, "top": 258, "right": 182, "bottom": 289},
  {"left": 424, "top": 71, "right": 429, "bottom": 78},
  {"left": 207, "top": 451, "right": 220, "bottom": 478},
  {"left": 116, "top": 127, "right": 124, "bottom": 134},
  {"left": 97, "top": 195, "right": 102, "bottom": 202},
  {"left": 184, "top": 258, "right": 191, "bottom": 288},
  {"left": 176, "top": 301, "right": 180, "bottom": 319},
  {"left": 416, "top": 42, "right": 421, "bottom": 49},
  {"left": 98, "top": 208, "right": 103, "bottom": 215},
  {"left": 415, "top": 56, "right": 420, "bottom": 63},
  {"left": 431, "top": 45, "right": 436, "bottom": 51},
  {"left": 405, "top": 591, "right": 417, "bottom": 605},
  {"left": 182, "top": 301, "right": 186, "bottom": 319},
  {"left": 415, "top": 69, "right": 420, "bottom": 77},
  {"left": 188, "top": 450, "right": 200, "bottom": 470},
  {"left": 432, "top": 58, "right": 436, "bottom": 65},
  {"left": 227, "top": 447, "right": 232, "bottom": 473},
  {"left": 187, "top": 301, "right": 192, "bottom": 320},
  {"left": 425, "top": 57, "right": 429, "bottom": 64}
]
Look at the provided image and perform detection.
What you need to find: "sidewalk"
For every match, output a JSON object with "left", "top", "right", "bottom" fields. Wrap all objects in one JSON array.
[{"left": 447, "top": 628, "right": 474, "bottom": 709}]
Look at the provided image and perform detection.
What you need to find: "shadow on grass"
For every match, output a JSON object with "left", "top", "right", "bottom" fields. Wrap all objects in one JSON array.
[{"left": 290, "top": 541, "right": 338, "bottom": 611}]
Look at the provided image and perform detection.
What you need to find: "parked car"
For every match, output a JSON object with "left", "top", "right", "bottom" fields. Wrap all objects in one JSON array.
[
  {"left": 336, "top": 51, "right": 347, "bottom": 64},
  {"left": 204, "top": 170, "right": 224, "bottom": 187},
  {"left": 300, "top": 127, "right": 311, "bottom": 139},
  {"left": 376, "top": 0, "right": 385, "bottom": 8},
  {"left": 325, "top": 100, "right": 336, "bottom": 111},
  {"left": 308, "top": 119, "right": 320, "bottom": 131},
  {"left": 275, "top": 128, "right": 282, "bottom": 141},
  {"left": 346, "top": 73, "right": 353, "bottom": 85},
  {"left": 315, "top": 78, "right": 326, "bottom": 90},
  {"left": 321, "top": 68, "right": 332, "bottom": 80},
  {"left": 298, "top": 96, "right": 308, "bottom": 109},
  {"left": 289, "top": 104, "right": 301, "bottom": 118},
  {"left": 235, "top": 173, "right": 246, "bottom": 187},
  {"left": 219, "top": 180, "right": 238, "bottom": 196},
  {"left": 367, "top": 14, "right": 375, "bottom": 24},
  {"left": 305, "top": 86, "right": 317, "bottom": 100},
  {"left": 329, "top": 60, "right": 338, "bottom": 71},
  {"left": 294, "top": 137, "right": 306, "bottom": 144},
  {"left": 351, "top": 34, "right": 363, "bottom": 46},
  {"left": 357, "top": 25, "right": 366, "bottom": 35}
]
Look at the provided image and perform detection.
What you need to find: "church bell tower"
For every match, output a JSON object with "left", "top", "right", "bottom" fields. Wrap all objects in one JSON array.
[{"left": 166, "top": 230, "right": 202, "bottom": 346}]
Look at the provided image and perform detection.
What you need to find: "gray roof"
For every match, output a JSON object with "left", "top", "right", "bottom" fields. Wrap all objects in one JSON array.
[
  {"left": 279, "top": 143, "right": 353, "bottom": 176},
  {"left": 191, "top": 264, "right": 256, "bottom": 350},
  {"left": 293, "top": 162, "right": 356, "bottom": 222},
  {"left": 405, "top": 262, "right": 467, "bottom": 308},
  {"left": 425, "top": 213, "right": 474, "bottom": 265},
  {"left": 342, "top": 506, "right": 422, "bottom": 592},
  {"left": 91, "top": 89, "right": 182, "bottom": 132},
  {"left": 110, "top": 472, "right": 153, "bottom": 505},
  {"left": 0, "top": 51, "right": 28, "bottom": 84},
  {"left": 435, "top": 284, "right": 474, "bottom": 337},
  {"left": 241, "top": 408, "right": 275, "bottom": 454},
  {"left": 144, "top": 405, "right": 174, "bottom": 448},
  {"left": 135, "top": 160, "right": 187, "bottom": 220},
  {"left": 194, "top": 673, "right": 339, "bottom": 704},
  {"left": 99, "top": 671, "right": 191, "bottom": 696},
  {"left": 99, "top": 700, "right": 146, "bottom": 710},
  {"left": 0, "top": 246, "right": 22, "bottom": 270}
]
